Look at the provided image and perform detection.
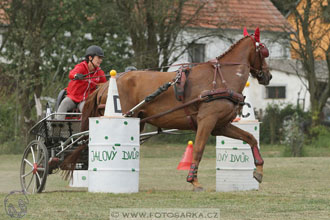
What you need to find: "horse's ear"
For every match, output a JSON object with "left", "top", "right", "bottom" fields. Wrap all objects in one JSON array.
[
  {"left": 254, "top": 27, "right": 260, "bottom": 42},
  {"left": 243, "top": 27, "right": 249, "bottom": 36}
]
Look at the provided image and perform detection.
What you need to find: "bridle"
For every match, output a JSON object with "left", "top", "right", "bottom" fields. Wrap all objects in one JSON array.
[{"left": 248, "top": 35, "right": 269, "bottom": 80}]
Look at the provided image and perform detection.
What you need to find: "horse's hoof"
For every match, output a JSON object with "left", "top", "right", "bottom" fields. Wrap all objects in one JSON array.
[
  {"left": 253, "top": 171, "right": 263, "bottom": 183},
  {"left": 193, "top": 186, "right": 204, "bottom": 192}
]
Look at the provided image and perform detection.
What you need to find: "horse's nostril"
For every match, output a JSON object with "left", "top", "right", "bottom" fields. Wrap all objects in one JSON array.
[{"left": 270, "top": 75, "right": 272, "bottom": 80}]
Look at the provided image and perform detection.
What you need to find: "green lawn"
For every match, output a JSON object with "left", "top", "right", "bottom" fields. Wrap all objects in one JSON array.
[{"left": 0, "top": 143, "right": 330, "bottom": 219}]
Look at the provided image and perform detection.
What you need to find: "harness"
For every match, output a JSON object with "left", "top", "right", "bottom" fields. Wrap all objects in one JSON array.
[
  {"left": 173, "top": 66, "right": 190, "bottom": 102},
  {"left": 138, "top": 60, "right": 246, "bottom": 128},
  {"left": 169, "top": 62, "right": 246, "bottom": 130},
  {"left": 98, "top": 36, "right": 268, "bottom": 129},
  {"left": 173, "top": 66, "right": 197, "bottom": 129}
]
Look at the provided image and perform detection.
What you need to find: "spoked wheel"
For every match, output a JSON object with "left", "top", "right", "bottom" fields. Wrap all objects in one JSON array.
[{"left": 20, "top": 140, "right": 49, "bottom": 194}]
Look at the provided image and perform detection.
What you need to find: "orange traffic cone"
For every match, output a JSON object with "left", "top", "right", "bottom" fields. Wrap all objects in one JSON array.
[
  {"left": 232, "top": 117, "right": 241, "bottom": 122},
  {"left": 177, "top": 141, "right": 193, "bottom": 170}
]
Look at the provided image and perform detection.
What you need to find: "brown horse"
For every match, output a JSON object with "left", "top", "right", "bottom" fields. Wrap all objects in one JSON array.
[{"left": 68, "top": 28, "right": 272, "bottom": 191}]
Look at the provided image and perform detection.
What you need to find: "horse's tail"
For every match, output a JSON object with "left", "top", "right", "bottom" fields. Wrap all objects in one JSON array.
[
  {"left": 60, "top": 86, "right": 103, "bottom": 180},
  {"left": 60, "top": 144, "right": 87, "bottom": 180}
]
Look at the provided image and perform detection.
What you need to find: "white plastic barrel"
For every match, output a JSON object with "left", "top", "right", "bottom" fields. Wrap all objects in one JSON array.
[
  {"left": 216, "top": 121, "right": 260, "bottom": 192},
  {"left": 69, "top": 170, "right": 88, "bottom": 188},
  {"left": 88, "top": 117, "right": 140, "bottom": 193}
]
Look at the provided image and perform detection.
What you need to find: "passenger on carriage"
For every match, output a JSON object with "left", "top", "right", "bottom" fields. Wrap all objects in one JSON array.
[{"left": 56, "top": 45, "right": 107, "bottom": 120}]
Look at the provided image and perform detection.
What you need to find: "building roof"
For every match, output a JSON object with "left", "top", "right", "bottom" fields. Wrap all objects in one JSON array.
[
  {"left": 0, "top": 8, "right": 9, "bottom": 26},
  {"left": 268, "top": 58, "right": 328, "bottom": 81},
  {"left": 183, "top": 0, "right": 291, "bottom": 32}
]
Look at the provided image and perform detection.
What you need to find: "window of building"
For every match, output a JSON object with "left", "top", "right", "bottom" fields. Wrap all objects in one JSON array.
[
  {"left": 282, "top": 45, "right": 290, "bottom": 59},
  {"left": 188, "top": 43, "right": 205, "bottom": 63},
  {"left": 265, "top": 86, "right": 286, "bottom": 99}
]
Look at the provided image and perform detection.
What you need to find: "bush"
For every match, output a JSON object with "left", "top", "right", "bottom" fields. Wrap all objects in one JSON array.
[
  {"left": 308, "top": 125, "right": 330, "bottom": 148},
  {"left": 0, "top": 95, "right": 25, "bottom": 154},
  {"left": 282, "top": 113, "right": 305, "bottom": 156},
  {"left": 0, "top": 139, "right": 24, "bottom": 154},
  {"left": 260, "top": 103, "right": 309, "bottom": 145}
]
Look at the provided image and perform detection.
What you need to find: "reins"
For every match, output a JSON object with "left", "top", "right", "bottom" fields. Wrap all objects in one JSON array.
[{"left": 72, "top": 70, "right": 98, "bottom": 80}]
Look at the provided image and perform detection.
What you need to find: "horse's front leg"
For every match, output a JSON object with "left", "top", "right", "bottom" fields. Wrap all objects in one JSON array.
[
  {"left": 212, "top": 123, "right": 264, "bottom": 183},
  {"left": 187, "top": 114, "right": 218, "bottom": 192}
]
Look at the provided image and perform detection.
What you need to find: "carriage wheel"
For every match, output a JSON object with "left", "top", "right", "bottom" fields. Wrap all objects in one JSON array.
[{"left": 20, "top": 140, "right": 49, "bottom": 194}]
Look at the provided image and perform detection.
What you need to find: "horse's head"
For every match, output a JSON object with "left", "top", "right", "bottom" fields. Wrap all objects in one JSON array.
[{"left": 244, "top": 27, "right": 272, "bottom": 85}]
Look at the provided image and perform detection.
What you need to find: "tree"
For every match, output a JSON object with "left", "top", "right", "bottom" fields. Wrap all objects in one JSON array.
[
  {"left": 0, "top": 0, "right": 63, "bottom": 140},
  {"left": 287, "top": 0, "right": 330, "bottom": 126},
  {"left": 0, "top": 0, "right": 131, "bottom": 146},
  {"left": 114, "top": 0, "right": 206, "bottom": 70},
  {"left": 270, "top": 0, "right": 297, "bottom": 16}
]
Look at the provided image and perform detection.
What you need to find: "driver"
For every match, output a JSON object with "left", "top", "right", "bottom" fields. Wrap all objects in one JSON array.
[{"left": 56, "top": 45, "right": 107, "bottom": 120}]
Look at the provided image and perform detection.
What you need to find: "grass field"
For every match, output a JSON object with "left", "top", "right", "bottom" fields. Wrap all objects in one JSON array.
[{"left": 0, "top": 143, "right": 330, "bottom": 220}]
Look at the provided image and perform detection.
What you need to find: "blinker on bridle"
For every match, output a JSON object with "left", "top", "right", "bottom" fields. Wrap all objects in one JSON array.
[{"left": 251, "top": 40, "right": 269, "bottom": 79}]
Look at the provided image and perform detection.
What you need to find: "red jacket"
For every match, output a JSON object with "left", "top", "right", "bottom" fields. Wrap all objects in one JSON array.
[{"left": 66, "top": 61, "right": 107, "bottom": 103}]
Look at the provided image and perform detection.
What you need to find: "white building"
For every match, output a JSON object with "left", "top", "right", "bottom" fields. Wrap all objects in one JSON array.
[
  {"left": 0, "top": 8, "right": 7, "bottom": 63},
  {"left": 169, "top": 0, "right": 311, "bottom": 115}
]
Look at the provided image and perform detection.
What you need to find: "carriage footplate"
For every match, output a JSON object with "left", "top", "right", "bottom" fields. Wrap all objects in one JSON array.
[{"left": 186, "top": 163, "right": 198, "bottom": 183}]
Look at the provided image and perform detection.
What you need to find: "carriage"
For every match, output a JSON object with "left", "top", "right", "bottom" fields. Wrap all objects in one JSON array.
[
  {"left": 20, "top": 111, "right": 88, "bottom": 193},
  {"left": 20, "top": 107, "right": 177, "bottom": 193}
]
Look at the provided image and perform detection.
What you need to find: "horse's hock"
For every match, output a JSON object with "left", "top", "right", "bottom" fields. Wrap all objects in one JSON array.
[{"left": 216, "top": 121, "right": 260, "bottom": 192}]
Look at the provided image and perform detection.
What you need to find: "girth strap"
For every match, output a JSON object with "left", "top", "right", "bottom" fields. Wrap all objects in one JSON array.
[
  {"left": 183, "top": 107, "right": 197, "bottom": 131},
  {"left": 174, "top": 66, "right": 197, "bottom": 130}
]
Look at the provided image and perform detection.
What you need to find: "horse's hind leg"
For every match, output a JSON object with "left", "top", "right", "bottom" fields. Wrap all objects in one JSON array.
[
  {"left": 187, "top": 115, "right": 218, "bottom": 192},
  {"left": 212, "top": 123, "right": 264, "bottom": 183}
]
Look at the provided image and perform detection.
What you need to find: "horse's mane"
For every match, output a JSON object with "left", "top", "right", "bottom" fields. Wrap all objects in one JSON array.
[
  {"left": 217, "top": 35, "right": 251, "bottom": 59},
  {"left": 117, "top": 71, "right": 128, "bottom": 78}
]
